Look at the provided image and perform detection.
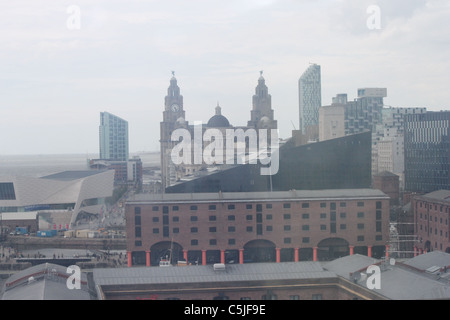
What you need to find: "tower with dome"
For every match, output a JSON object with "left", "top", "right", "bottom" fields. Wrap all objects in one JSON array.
[{"left": 160, "top": 72, "right": 277, "bottom": 190}]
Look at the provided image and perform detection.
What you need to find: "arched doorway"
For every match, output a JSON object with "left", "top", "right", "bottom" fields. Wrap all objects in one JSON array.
[
  {"left": 150, "top": 241, "right": 184, "bottom": 266},
  {"left": 317, "top": 238, "right": 349, "bottom": 261},
  {"left": 244, "top": 240, "right": 276, "bottom": 263}
]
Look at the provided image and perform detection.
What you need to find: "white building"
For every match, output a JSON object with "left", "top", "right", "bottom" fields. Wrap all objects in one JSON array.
[{"left": 0, "top": 170, "right": 114, "bottom": 228}]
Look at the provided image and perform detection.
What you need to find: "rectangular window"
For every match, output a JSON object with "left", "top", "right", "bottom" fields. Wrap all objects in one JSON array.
[
  {"left": 246, "top": 204, "right": 252, "bottom": 210},
  {"left": 190, "top": 205, "right": 198, "bottom": 211},
  {"left": 228, "top": 226, "right": 236, "bottom": 232},
  {"left": 191, "top": 239, "right": 198, "bottom": 246},
  {"left": 284, "top": 214, "right": 291, "bottom": 220},
  {"left": 357, "top": 202, "right": 364, "bottom": 207},
  {"left": 209, "top": 215, "right": 217, "bottom": 221},
  {"left": 152, "top": 206, "right": 159, "bottom": 211},
  {"left": 162, "top": 206, "right": 169, "bottom": 214},
  {"left": 257, "top": 213, "right": 263, "bottom": 223},
  {"left": 134, "top": 207, "right": 141, "bottom": 214},
  {"left": 135, "top": 226, "right": 141, "bottom": 238},
  {"left": 266, "top": 203, "right": 272, "bottom": 209},
  {"left": 209, "top": 239, "right": 217, "bottom": 246},
  {"left": 190, "top": 227, "right": 198, "bottom": 233},
  {"left": 376, "top": 221, "right": 382, "bottom": 232},
  {"left": 134, "top": 215, "right": 141, "bottom": 225},
  {"left": 163, "top": 216, "right": 169, "bottom": 225},
  {"left": 135, "top": 240, "right": 142, "bottom": 247},
  {"left": 172, "top": 206, "right": 179, "bottom": 211},
  {"left": 0, "top": 183, "right": 16, "bottom": 200},
  {"left": 320, "top": 202, "right": 326, "bottom": 208},
  {"left": 257, "top": 224, "right": 263, "bottom": 235},
  {"left": 283, "top": 203, "right": 291, "bottom": 209},
  {"left": 163, "top": 226, "right": 169, "bottom": 237},
  {"left": 302, "top": 225, "right": 309, "bottom": 231},
  {"left": 209, "top": 227, "right": 217, "bottom": 232},
  {"left": 302, "top": 203, "right": 310, "bottom": 208},
  {"left": 302, "top": 213, "right": 310, "bottom": 219},
  {"left": 357, "top": 212, "right": 364, "bottom": 218},
  {"left": 209, "top": 205, "right": 216, "bottom": 210},
  {"left": 284, "top": 225, "right": 291, "bottom": 231},
  {"left": 228, "top": 215, "right": 236, "bottom": 221},
  {"left": 357, "top": 223, "right": 365, "bottom": 229},
  {"left": 228, "top": 204, "right": 235, "bottom": 210},
  {"left": 152, "top": 228, "right": 159, "bottom": 234}
]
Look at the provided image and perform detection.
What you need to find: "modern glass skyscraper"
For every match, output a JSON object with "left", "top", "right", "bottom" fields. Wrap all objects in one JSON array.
[
  {"left": 99, "top": 111, "right": 129, "bottom": 161},
  {"left": 299, "top": 64, "right": 321, "bottom": 134},
  {"left": 404, "top": 111, "right": 450, "bottom": 193}
]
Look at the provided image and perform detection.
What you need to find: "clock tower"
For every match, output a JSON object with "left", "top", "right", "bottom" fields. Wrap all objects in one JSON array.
[{"left": 160, "top": 72, "right": 187, "bottom": 190}]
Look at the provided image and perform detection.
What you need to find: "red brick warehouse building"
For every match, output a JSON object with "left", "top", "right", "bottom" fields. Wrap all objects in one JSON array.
[
  {"left": 412, "top": 190, "right": 450, "bottom": 255},
  {"left": 125, "top": 189, "right": 390, "bottom": 267}
]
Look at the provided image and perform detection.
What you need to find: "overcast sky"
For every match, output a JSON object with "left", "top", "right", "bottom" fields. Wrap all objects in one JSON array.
[{"left": 0, "top": 0, "right": 449, "bottom": 155}]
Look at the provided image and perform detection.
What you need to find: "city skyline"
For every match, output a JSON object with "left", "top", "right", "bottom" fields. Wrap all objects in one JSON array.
[{"left": 1, "top": 0, "right": 450, "bottom": 155}]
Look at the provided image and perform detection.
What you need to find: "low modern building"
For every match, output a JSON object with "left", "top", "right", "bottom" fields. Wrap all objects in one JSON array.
[
  {"left": 125, "top": 189, "right": 390, "bottom": 267},
  {"left": 0, "top": 170, "right": 114, "bottom": 229},
  {"left": 412, "top": 190, "right": 450, "bottom": 254}
]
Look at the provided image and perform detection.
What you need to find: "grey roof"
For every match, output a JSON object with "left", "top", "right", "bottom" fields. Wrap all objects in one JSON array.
[
  {"left": 93, "top": 261, "right": 335, "bottom": 286},
  {"left": 420, "top": 190, "right": 450, "bottom": 203},
  {"left": 403, "top": 251, "right": 450, "bottom": 271},
  {"left": 323, "top": 252, "right": 450, "bottom": 300},
  {"left": 129, "top": 189, "right": 389, "bottom": 204},
  {"left": 1, "top": 263, "right": 91, "bottom": 300},
  {"left": 322, "top": 254, "right": 380, "bottom": 280},
  {"left": 41, "top": 170, "right": 108, "bottom": 181}
]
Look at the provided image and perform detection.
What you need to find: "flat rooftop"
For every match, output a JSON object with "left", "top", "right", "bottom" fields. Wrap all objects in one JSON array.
[{"left": 128, "top": 189, "right": 389, "bottom": 204}]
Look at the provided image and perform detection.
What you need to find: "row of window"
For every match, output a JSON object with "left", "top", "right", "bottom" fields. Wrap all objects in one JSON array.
[
  {"left": 418, "top": 213, "right": 449, "bottom": 224},
  {"left": 418, "top": 224, "right": 449, "bottom": 238},
  {"left": 143, "top": 222, "right": 381, "bottom": 234},
  {"left": 417, "top": 202, "right": 449, "bottom": 213},
  {"left": 144, "top": 201, "right": 375, "bottom": 213},
  {"left": 137, "top": 212, "right": 380, "bottom": 224}
]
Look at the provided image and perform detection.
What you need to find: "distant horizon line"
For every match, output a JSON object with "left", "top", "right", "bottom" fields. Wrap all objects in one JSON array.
[{"left": 0, "top": 150, "right": 161, "bottom": 157}]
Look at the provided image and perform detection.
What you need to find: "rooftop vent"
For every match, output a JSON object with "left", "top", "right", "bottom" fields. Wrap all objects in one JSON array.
[{"left": 213, "top": 263, "right": 226, "bottom": 271}]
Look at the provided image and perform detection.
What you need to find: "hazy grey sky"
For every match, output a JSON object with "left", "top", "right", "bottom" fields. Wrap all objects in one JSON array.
[{"left": 1, "top": 0, "right": 449, "bottom": 155}]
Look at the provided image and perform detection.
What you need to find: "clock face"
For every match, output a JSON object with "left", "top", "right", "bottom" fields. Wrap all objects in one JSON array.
[{"left": 171, "top": 104, "right": 180, "bottom": 112}]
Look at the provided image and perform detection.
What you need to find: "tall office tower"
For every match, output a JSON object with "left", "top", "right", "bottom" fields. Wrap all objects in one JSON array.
[
  {"left": 373, "top": 107, "right": 427, "bottom": 188},
  {"left": 299, "top": 64, "right": 321, "bottom": 139},
  {"left": 404, "top": 111, "right": 450, "bottom": 193},
  {"left": 99, "top": 111, "right": 129, "bottom": 161}
]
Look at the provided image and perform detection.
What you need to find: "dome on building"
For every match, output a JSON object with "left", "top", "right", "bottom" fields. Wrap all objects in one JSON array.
[{"left": 207, "top": 103, "right": 231, "bottom": 128}]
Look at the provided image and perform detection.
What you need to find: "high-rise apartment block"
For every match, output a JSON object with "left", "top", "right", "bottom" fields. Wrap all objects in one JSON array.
[
  {"left": 404, "top": 111, "right": 450, "bottom": 193},
  {"left": 99, "top": 111, "right": 129, "bottom": 161},
  {"left": 299, "top": 64, "right": 321, "bottom": 139}
]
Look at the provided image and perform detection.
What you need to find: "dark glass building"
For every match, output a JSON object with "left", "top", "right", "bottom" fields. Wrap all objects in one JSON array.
[
  {"left": 166, "top": 131, "right": 372, "bottom": 193},
  {"left": 404, "top": 111, "right": 450, "bottom": 193}
]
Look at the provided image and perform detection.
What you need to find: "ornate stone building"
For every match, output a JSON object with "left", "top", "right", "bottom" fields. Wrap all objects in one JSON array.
[{"left": 160, "top": 72, "right": 277, "bottom": 191}]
